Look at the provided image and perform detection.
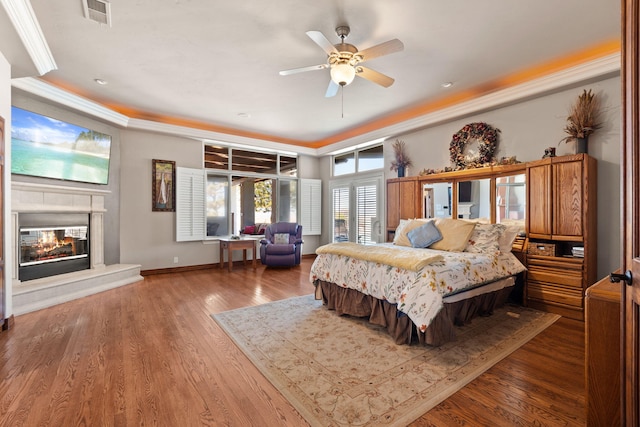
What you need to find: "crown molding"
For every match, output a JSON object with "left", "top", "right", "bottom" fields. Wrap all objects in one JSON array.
[
  {"left": 316, "top": 52, "right": 621, "bottom": 155},
  {"left": 11, "top": 77, "right": 130, "bottom": 126},
  {"left": 1, "top": 0, "right": 56, "bottom": 75}
]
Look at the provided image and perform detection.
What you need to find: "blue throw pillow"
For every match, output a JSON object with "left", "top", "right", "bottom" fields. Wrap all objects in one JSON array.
[{"left": 407, "top": 221, "right": 443, "bottom": 248}]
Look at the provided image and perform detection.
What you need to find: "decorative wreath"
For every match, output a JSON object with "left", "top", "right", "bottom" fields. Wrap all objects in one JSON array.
[{"left": 449, "top": 122, "right": 500, "bottom": 169}]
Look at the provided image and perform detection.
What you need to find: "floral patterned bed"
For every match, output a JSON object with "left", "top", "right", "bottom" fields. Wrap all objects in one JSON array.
[{"left": 310, "top": 244, "right": 526, "bottom": 332}]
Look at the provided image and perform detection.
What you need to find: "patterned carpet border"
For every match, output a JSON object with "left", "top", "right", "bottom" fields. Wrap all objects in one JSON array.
[{"left": 212, "top": 294, "right": 559, "bottom": 427}]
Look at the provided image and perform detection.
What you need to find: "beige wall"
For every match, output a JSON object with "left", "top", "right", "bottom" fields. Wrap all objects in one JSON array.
[
  {"left": 119, "top": 131, "right": 323, "bottom": 270},
  {"left": 119, "top": 130, "right": 211, "bottom": 270}
]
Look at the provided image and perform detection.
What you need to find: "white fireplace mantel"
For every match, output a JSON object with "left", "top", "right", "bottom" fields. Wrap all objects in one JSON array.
[
  {"left": 11, "top": 181, "right": 112, "bottom": 282},
  {"left": 10, "top": 181, "right": 143, "bottom": 315},
  {"left": 11, "top": 181, "right": 110, "bottom": 213}
]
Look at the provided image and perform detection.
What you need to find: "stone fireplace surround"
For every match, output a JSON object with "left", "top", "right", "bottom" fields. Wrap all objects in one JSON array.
[{"left": 11, "top": 182, "right": 143, "bottom": 315}]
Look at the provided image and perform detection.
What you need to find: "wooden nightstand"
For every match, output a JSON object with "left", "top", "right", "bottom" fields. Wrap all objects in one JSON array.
[{"left": 585, "top": 276, "right": 621, "bottom": 425}]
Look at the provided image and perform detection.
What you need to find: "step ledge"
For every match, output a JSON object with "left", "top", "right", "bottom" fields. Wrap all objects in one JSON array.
[{"left": 13, "top": 264, "right": 143, "bottom": 315}]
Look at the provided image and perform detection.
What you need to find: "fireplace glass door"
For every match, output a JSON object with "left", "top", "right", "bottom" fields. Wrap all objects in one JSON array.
[{"left": 19, "top": 221, "right": 90, "bottom": 281}]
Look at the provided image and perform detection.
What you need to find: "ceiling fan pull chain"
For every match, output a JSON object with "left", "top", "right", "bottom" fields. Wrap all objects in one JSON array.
[{"left": 341, "top": 85, "right": 344, "bottom": 118}]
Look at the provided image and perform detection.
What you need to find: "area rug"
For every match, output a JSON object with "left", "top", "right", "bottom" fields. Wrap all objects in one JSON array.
[{"left": 211, "top": 294, "right": 559, "bottom": 427}]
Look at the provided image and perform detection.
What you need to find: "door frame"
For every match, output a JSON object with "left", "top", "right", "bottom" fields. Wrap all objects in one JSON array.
[{"left": 621, "top": 0, "right": 640, "bottom": 423}]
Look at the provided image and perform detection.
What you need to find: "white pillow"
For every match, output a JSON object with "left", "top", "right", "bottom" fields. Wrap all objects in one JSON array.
[
  {"left": 273, "top": 233, "right": 290, "bottom": 244},
  {"left": 465, "top": 223, "right": 506, "bottom": 254},
  {"left": 429, "top": 219, "right": 477, "bottom": 252},
  {"left": 392, "top": 219, "right": 411, "bottom": 245},
  {"left": 498, "top": 226, "right": 520, "bottom": 253}
]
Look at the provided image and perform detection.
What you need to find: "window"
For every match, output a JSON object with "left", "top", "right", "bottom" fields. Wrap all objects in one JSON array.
[
  {"left": 206, "top": 175, "right": 229, "bottom": 236},
  {"left": 201, "top": 144, "right": 299, "bottom": 237},
  {"left": 331, "top": 175, "right": 383, "bottom": 244},
  {"left": 334, "top": 152, "right": 355, "bottom": 176},
  {"left": 357, "top": 145, "right": 384, "bottom": 172},
  {"left": 332, "top": 186, "right": 350, "bottom": 242},
  {"left": 333, "top": 144, "right": 383, "bottom": 176},
  {"left": 278, "top": 179, "right": 297, "bottom": 222},
  {"left": 356, "top": 184, "right": 377, "bottom": 245},
  {"left": 204, "top": 145, "right": 229, "bottom": 170}
]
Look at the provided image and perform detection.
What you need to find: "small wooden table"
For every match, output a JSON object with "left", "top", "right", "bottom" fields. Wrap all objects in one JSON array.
[{"left": 219, "top": 238, "right": 258, "bottom": 272}]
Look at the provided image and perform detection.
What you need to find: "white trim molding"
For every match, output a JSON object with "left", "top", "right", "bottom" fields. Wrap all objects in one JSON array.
[
  {"left": 11, "top": 77, "right": 130, "bottom": 126},
  {"left": 1, "top": 0, "right": 56, "bottom": 75}
]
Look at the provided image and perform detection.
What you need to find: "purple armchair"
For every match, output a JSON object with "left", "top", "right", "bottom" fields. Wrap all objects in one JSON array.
[{"left": 260, "top": 222, "right": 303, "bottom": 267}]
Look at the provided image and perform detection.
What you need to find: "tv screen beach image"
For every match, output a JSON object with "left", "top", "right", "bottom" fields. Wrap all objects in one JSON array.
[{"left": 11, "top": 106, "right": 111, "bottom": 185}]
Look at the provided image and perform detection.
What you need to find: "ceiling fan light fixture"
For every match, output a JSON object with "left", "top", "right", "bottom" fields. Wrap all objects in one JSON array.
[{"left": 330, "top": 62, "right": 356, "bottom": 86}]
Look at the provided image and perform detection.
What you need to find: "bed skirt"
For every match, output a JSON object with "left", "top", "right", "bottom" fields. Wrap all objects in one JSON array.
[{"left": 315, "top": 279, "right": 514, "bottom": 346}]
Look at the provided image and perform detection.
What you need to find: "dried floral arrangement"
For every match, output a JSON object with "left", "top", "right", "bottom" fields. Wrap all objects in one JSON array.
[
  {"left": 560, "top": 89, "right": 601, "bottom": 143},
  {"left": 389, "top": 139, "right": 413, "bottom": 172}
]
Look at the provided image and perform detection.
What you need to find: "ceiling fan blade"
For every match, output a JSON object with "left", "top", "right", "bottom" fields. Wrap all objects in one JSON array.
[
  {"left": 356, "top": 66, "right": 395, "bottom": 87},
  {"left": 357, "top": 39, "right": 404, "bottom": 62},
  {"left": 325, "top": 80, "right": 339, "bottom": 98},
  {"left": 279, "top": 63, "right": 328, "bottom": 76},
  {"left": 306, "top": 31, "right": 338, "bottom": 55}
]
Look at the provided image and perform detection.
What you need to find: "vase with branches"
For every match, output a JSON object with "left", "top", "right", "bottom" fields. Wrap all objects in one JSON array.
[
  {"left": 560, "top": 89, "right": 602, "bottom": 153},
  {"left": 389, "top": 139, "right": 412, "bottom": 177}
]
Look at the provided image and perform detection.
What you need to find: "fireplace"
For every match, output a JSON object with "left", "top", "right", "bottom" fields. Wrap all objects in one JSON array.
[
  {"left": 18, "top": 213, "right": 90, "bottom": 281},
  {"left": 11, "top": 182, "right": 142, "bottom": 316}
]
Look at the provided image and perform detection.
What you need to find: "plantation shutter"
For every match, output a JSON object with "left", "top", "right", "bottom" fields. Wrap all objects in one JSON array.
[
  {"left": 300, "top": 178, "right": 322, "bottom": 235},
  {"left": 176, "top": 167, "right": 206, "bottom": 241},
  {"left": 332, "top": 186, "right": 350, "bottom": 242},
  {"left": 356, "top": 183, "right": 377, "bottom": 245}
]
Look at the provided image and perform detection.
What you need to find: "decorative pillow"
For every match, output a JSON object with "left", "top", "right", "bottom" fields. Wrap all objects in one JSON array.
[
  {"left": 429, "top": 219, "right": 476, "bottom": 252},
  {"left": 392, "top": 219, "right": 411, "bottom": 245},
  {"left": 242, "top": 225, "right": 256, "bottom": 234},
  {"left": 465, "top": 223, "right": 507, "bottom": 254},
  {"left": 498, "top": 226, "right": 520, "bottom": 253},
  {"left": 273, "top": 233, "right": 290, "bottom": 244},
  {"left": 394, "top": 219, "right": 431, "bottom": 247},
  {"left": 407, "top": 221, "right": 442, "bottom": 248}
]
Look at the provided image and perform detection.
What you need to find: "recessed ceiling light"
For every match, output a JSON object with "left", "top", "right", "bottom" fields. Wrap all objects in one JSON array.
[
  {"left": 94, "top": 78, "right": 108, "bottom": 85},
  {"left": 441, "top": 82, "right": 453, "bottom": 88},
  {"left": 237, "top": 112, "right": 251, "bottom": 118}
]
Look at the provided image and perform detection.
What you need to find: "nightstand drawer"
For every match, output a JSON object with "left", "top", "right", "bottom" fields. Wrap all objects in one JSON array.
[
  {"left": 527, "top": 255, "right": 583, "bottom": 271},
  {"left": 528, "top": 269, "right": 583, "bottom": 288},
  {"left": 528, "top": 281, "right": 584, "bottom": 307}
]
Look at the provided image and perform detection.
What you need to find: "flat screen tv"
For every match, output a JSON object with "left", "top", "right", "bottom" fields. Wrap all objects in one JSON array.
[
  {"left": 458, "top": 181, "right": 472, "bottom": 203},
  {"left": 11, "top": 106, "right": 111, "bottom": 185}
]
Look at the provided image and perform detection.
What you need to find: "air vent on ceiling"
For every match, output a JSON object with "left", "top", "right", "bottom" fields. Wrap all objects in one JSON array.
[{"left": 82, "top": 0, "right": 111, "bottom": 27}]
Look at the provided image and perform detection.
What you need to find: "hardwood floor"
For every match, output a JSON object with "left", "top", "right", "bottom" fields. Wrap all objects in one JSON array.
[{"left": 0, "top": 258, "right": 585, "bottom": 426}]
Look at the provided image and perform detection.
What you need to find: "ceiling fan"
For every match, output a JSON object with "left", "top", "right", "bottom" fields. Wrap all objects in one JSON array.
[{"left": 279, "top": 26, "right": 404, "bottom": 97}]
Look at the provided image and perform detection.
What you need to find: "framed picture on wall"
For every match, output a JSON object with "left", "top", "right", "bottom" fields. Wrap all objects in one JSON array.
[{"left": 152, "top": 159, "right": 176, "bottom": 212}]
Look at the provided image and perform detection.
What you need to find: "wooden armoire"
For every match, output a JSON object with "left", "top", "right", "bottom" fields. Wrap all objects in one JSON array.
[{"left": 525, "top": 153, "right": 597, "bottom": 320}]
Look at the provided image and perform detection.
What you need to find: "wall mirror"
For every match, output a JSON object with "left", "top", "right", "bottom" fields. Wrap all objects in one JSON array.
[
  {"left": 457, "top": 179, "right": 491, "bottom": 220},
  {"left": 423, "top": 182, "right": 452, "bottom": 218},
  {"left": 495, "top": 173, "right": 526, "bottom": 226}
]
